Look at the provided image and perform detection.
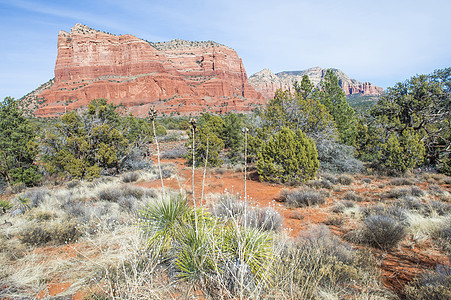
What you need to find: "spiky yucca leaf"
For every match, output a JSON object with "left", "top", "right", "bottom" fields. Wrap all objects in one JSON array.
[
  {"left": 138, "top": 194, "right": 189, "bottom": 251},
  {"left": 174, "top": 222, "right": 218, "bottom": 283},
  {"left": 221, "top": 224, "right": 274, "bottom": 282},
  {"left": 0, "top": 199, "right": 13, "bottom": 213}
]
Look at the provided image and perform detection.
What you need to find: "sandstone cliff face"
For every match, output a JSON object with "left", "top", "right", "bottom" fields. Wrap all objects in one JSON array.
[
  {"left": 248, "top": 67, "right": 383, "bottom": 100},
  {"left": 31, "top": 24, "right": 263, "bottom": 117}
]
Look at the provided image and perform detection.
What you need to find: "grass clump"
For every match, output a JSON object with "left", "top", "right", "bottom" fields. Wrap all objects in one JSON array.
[
  {"left": 121, "top": 171, "right": 140, "bottom": 183},
  {"left": 359, "top": 215, "right": 407, "bottom": 250},
  {"left": 332, "top": 200, "right": 356, "bottom": 213},
  {"left": 245, "top": 207, "right": 284, "bottom": 232},
  {"left": 211, "top": 194, "right": 283, "bottom": 232},
  {"left": 383, "top": 186, "right": 425, "bottom": 199},
  {"left": 342, "top": 191, "right": 363, "bottom": 202},
  {"left": 306, "top": 179, "right": 333, "bottom": 189},
  {"left": 271, "top": 226, "right": 391, "bottom": 299},
  {"left": 337, "top": 174, "right": 354, "bottom": 185},
  {"left": 161, "top": 147, "right": 186, "bottom": 159},
  {"left": 405, "top": 265, "right": 451, "bottom": 300},
  {"left": 432, "top": 218, "right": 451, "bottom": 254},
  {"left": 19, "top": 220, "right": 80, "bottom": 246},
  {"left": 389, "top": 177, "right": 414, "bottom": 186},
  {"left": 283, "top": 189, "right": 327, "bottom": 207},
  {"left": 361, "top": 177, "right": 372, "bottom": 184}
]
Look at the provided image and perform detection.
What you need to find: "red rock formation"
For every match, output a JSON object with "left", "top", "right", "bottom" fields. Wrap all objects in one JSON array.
[
  {"left": 249, "top": 67, "right": 383, "bottom": 100},
  {"left": 32, "top": 24, "right": 263, "bottom": 117}
]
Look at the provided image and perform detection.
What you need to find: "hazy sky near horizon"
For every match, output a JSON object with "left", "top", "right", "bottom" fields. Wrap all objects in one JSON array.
[{"left": 1, "top": 0, "right": 450, "bottom": 99}]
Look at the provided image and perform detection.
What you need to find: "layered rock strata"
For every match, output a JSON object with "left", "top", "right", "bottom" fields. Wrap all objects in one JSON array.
[{"left": 28, "top": 24, "right": 263, "bottom": 117}]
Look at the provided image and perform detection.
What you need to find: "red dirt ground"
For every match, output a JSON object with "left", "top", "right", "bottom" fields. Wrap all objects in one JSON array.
[
  {"left": 29, "top": 143, "right": 451, "bottom": 299},
  {"left": 137, "top": 155, "right": 450, "bottom": 298}
]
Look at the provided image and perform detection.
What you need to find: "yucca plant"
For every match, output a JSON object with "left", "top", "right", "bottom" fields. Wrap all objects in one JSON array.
[
  {"left": 139, "top": 194, "right": 189, "bottom": 252},
  {"left": 17, "top": 196, "right": 30, "bottom": 212},
  {"left": 0, "top": 199, "right": 12, "bottom": 213},
  {"left": 221, "top": 224, "right": 274, "bottom": 283},
  {"left": 174, "top": 222, "right": 217, "bottom": 284},
  {"left": 148, "top": 107, "right": 165, "bottom": 198}
]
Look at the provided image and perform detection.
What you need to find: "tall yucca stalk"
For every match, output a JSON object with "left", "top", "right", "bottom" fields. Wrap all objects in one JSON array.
[
  {"left": 242, "top": 127, "right": 249, "bottom": 228},
  {"left": 148, "top": 107, "right": 165, "bottom": 198},
  {"left": 190, "top": 118, "right": 199, "bottom": 238}
]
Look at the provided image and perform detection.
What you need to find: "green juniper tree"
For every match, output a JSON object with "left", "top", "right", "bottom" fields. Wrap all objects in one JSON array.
[
  {"left": 41, "top": 99, "right": 130, "bottom": 179},
  {"left": 318, "top": 69, "right": 357, "bottom": 146},
  {"left": 257, "top": 127, "right": 319, "bottom": 184},
  {"left": 0, "top": 97, "right": 41, "bottom": 186},
  {"left": 359, "top": 68, "right": 450, "bottom": 174}
]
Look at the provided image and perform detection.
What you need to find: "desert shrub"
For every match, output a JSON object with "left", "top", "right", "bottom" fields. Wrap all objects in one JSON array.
[
  {"left": 290, "top": 212, "right": 304, "bottom": 220},
  {"left": 8, "top": 182, "right": 26, "bottom": 194},
  {"left": 389, "top": 177, "right": 414, "bottom": 186},
  {"left": 284, "top": 189, "right": 327, "bottom": 207},
  {"left": 362, "top": 177, "right": 372, "bottom": 184},
  {"left": 98, "top": 188, "right": 122, "bottom": 202},
  {"left": 383, "top": 186, "right": 424, "bottom": 198},
  {"left": 337, "top": 174, "right": 354, "bottom": 185},
  {"left": 315, "top": 139, "right": 364, "bottom": 173},
  {"left": 28, "top": 210, "right": 54, "bottom": 222},
  {"left": 362, "top": 205, "right": 409, "bottom": 225},
  {"left": 257, "top": 127, "right": 319, "bottom": 184},
  {"left": 161, "top": 147, "right": 186, "bottom": 159},
  {"left": 306, "top": 179, "right": 333, "bottom": 189},
  {"left": 245, "top": 207, "right": 283, "bottom": 231},
  {"left": 272, "top": 226, "right": 385, "bottom": 298},
  {"left": 0, "top": 177, "right": 7, "bottom": 194},
  {"left": 121, "top": 171, "right": 140, "bottom": 183},
  {"left": 393, "top": 196, "right": 424, "bottom": 212},
  {"left": 118, "top": 196, "right": 139, "bottom": 214},
  {"left": 61, "top": 200, "right": 87, "bottom": 219},
  {"left": 66, "top": 180, "right": 80, "bottom": 189},
  {"left": 19, "top": 221, "right": 80, "bottom": 246},
  {"left": 323, "top": 216, "right": 344, "bottom": 225},
  {"left": 405, "top": 265, "right": 451, "bottom": 300},
  {"left": 427, "top": 201, "right": 451, "bottom": 216},
  {"left": 322, "top": 173, "right": 338, "bottom": 184},
  {"left": 156, "top": 164, "right": 175, "bottom": 179},
  {"left": 210, "top": 194, "right": 246, "bottom": 219},
  {"left": 432, "top": 218, "right": 451, "bottom": 253},
  {"left": 360, "top": 215, "right": 406, "bottom": 249},
  {"left": 332, "top": 200, "right": 355, "bottom": 213},
  {"left": 159, "top": 132, "right": 183, "bottom": 142},
  {"left": 21, "top": 188, "right": 49, "bottom": 207},
  {"left": 411, "top": 186, "right": 425, "bottom": 197},
  {"left": 121, "top": 185, "right": 145, "bottom": 199},
  {"left": 429, "top": 184, "right": 445, "bottom": 194},
  {"left": 213, "top": 167, "right": 227, "bottom": 175},
  {"left": 120, "top": 148, "right": 151, "bottom": 171},
  {"left": 210, "top": 195, "right": 282, "bottom": 231},
  {"left": 342, "top": 191, "right": 363, "bottom": 202}
]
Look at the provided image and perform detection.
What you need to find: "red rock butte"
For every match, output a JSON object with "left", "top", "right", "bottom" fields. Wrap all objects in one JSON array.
[
  {"left": 248, "top": 67, "right": 383, "bottom": 100},
  {"left": 28, "top": 24, "right": 264, "bottom": 117}
]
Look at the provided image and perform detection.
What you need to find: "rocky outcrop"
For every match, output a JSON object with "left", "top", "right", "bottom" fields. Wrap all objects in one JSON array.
[
  {"left": 29, "top": 24, "right": 264, "bottom": 117},
  {"left": 249, "top": 67, "right": 383, "bottom": 99}
]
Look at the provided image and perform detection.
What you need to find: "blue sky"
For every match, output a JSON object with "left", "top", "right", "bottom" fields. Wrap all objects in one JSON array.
[{"left": 1, "top": 0, "right": 450, "bottom": 99}]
